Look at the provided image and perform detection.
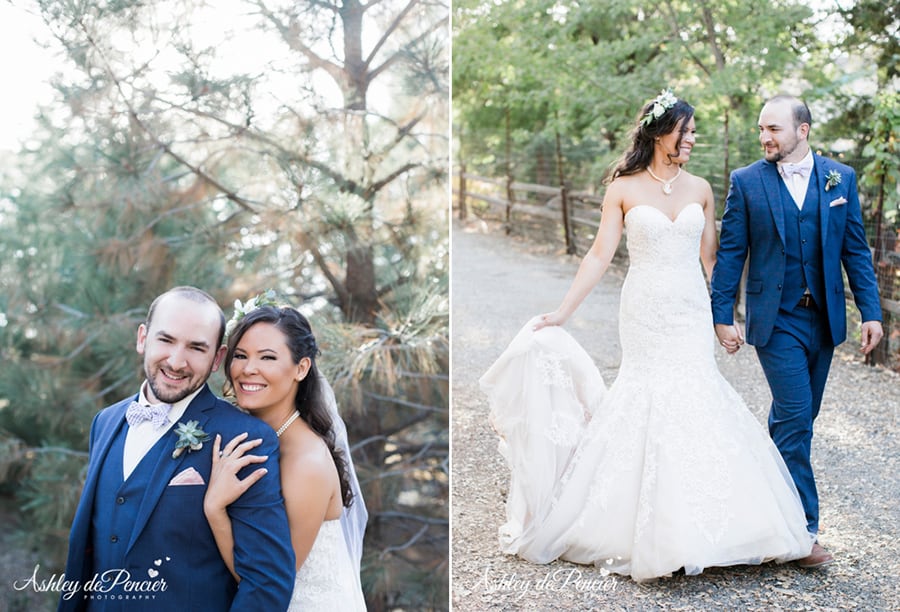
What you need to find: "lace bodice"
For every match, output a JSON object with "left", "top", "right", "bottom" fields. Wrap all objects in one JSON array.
[
  {"left": 623, "top": 203, "right": 705, "bottom": 272},
  {"left": 619, "top": 202, "right": 715, "bottom": 370},
  {"left": 288, "top": 519, "right": 366, "bottom": 611}
]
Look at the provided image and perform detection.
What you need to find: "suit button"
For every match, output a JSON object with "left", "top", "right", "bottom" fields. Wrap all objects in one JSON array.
[
  {"left": 110, "top": 535, "right": 119, "bottom": 543},
  {"left": 116, "top": 496, "right": 125, "bottom": 504},
  {"left": 777, "top": 284, "right": 783, "bottom": 290}
]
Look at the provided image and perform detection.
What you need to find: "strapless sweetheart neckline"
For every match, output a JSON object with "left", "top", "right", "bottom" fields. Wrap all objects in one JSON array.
[{"left": 625, "top": 202, "right": 702, "bottom": 223}]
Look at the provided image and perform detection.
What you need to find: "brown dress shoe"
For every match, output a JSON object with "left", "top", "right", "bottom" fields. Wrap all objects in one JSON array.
[{"left": 797, "top": 542, "right": 834, "bottom": 568}]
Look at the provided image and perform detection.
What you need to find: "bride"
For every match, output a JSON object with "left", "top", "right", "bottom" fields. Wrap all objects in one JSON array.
[
  {"left": 204, "top": 299, "right": 367, "bottom": 610},
  {"left": 481, "top": 90, "right": 815, "bottom": 582}
]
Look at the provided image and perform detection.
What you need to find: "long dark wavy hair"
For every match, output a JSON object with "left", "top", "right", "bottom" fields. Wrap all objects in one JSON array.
[
  {"left": 605, "top": 95, "right": 695, "bottom": 184},
  {"left": 224, "top": 305, "right": 353, "bottom": 508}
]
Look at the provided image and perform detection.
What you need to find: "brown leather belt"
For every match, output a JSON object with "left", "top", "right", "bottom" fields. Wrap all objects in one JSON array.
[{"left": 797, "top": 294, "right": 817, "bottom": 309}]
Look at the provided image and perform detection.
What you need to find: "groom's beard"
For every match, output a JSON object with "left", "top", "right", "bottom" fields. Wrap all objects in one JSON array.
[
  {"left": 144, "top": 360, "right": 213, "bottom": 404},
  {"left": 764, "top": 135, "right": 800, "bottom": 163}
]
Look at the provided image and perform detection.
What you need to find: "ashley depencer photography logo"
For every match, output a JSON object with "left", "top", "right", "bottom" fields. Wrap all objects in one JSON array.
[
  {"left": 478, "top": 565, "right": 619, "bottom": 600},
  {"left": 12, "top": 561, "right": 170, "bottom": 601}
]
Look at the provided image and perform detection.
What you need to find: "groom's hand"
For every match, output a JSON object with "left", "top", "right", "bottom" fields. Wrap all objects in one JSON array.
[
  {"left": 715, "top": 323, "right": 744, "bottom": 354},
  {"left": 860, "top": 320, "right": 884, "bottom": 355}
]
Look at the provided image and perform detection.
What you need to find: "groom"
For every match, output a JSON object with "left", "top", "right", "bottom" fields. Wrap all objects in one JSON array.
[
  {"left": 711, "top": 95, "right": 883, "bottom": 568},
  {"left": 59, "top": 286, "right": 295, "bottom": 611}
]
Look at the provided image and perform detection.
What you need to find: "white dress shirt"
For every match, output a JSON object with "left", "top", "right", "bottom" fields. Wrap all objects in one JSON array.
[
  {"left": 777, "top": 150, "right": 814, "bottom": 209},
  {"left": 122, "top": 384, "right": 202, "bottom": 479}
]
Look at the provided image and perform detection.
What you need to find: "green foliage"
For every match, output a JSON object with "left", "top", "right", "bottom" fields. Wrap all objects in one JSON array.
[
  {"left": 862, "top": 91, "right": 900, "bottom": 226},
  {"left": 841, "top": 0, "right": 900, "bottom": 84},
  {"left": 454, "top": 0, "right": 825, "bottom": 195}
]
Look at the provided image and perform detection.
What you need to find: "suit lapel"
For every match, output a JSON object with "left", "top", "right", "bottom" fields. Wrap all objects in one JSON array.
[
  {"left": 126, "top": 385, "right": 216, "bottom": 554},
  {"left": 82, "top": 398, "right": 132, "bottom": 503},
  {"left": 759, "top": 161, "right": 786, "bottom": 245},
  {"left": 813, "top": 155, "right": 830, "bottom": 250}
]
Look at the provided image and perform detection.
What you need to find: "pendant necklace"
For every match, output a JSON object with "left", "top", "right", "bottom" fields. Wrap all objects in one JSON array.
[
  {"left": 646, "top": 166, "right": 682, "bottom": 196},
  {"left": 276, "top": 410, "right": 301, "bottom": 437}
]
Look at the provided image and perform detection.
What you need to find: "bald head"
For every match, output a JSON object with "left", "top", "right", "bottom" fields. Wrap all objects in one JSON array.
[
  {"left": 146, "top": 286, "right": 226, "bottom": 348},
  {"left": 764, "top": 95, "right": 812, "bottom": 131}
]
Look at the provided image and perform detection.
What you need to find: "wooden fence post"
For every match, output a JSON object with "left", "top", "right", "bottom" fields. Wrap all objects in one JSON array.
[
  {"left": 458, "top": 164, "right": 467, "bottom": 221},
  {"left": 505, "top": 108, "right": 513, "bottom": 235},
  {"left": 555, "top": 130, "right": 575, "bottom": 254},
  {"left": 560, "top": 181, "right": 574, "bottom": 255}
]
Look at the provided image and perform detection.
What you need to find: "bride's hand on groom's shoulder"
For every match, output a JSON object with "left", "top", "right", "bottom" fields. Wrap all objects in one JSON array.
[
  {"left": 204, "top": 433, "right": 269, "bottom": 515},
  {"left": 533, "top": 311, "right": 567, "bottom": 331}
]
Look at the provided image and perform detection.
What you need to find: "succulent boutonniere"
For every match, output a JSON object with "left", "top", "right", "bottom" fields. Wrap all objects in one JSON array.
[
  {"left": 172, "top": 420, "right": 210, "bottom": 458},
  {"left": 825, "top": 169, "right": 842, "bottom": 192}
]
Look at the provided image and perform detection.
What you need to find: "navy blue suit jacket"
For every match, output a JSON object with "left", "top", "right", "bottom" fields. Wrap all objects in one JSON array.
[
  {"left": 711, "top": 154, "right": 881, "bottom": 347},
  {"left": 59, "top": 385, "right": 295, "bottom": 611}
]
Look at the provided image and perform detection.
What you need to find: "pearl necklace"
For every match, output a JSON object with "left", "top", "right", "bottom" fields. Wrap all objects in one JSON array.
[
  {"left": 276, "top": 410, "right": 301, "bottom": 437},
  {"left": 646, "top": 165, "right": 682, "bottom": 195}
]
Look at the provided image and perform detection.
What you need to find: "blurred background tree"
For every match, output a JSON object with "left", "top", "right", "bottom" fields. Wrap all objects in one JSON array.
[
  {"left": 0, "top": 0, "right": 448, "bottom": 610},
  {"left": 453, "top": 0, "right": 899, "bottom": 369}
]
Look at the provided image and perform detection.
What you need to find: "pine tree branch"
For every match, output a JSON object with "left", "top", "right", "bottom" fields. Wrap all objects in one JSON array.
[
  {"left": 375, "top": 511, "right": 447, "bottom": 525},
  {"left": 378, "top": 524, "right": 429, "bottom": 559},
  {"left": 153, "top": 95, "right": 365, "bottom": 198},
  {"left": 74, "top": 17, "right": 259, "bottom": 214},
  {"left": 363, "top": 0, "right": 418, "bottom": 71},
  {"left": 362, "top": 391, "right": 445, "bottom": 413},
  {"left": 254, "top": 0, "right": 346, "bottom": 85},
  {"left": 661, "top": 0, "right": 712, "bottom": 76},
  {"left": 369, "top": 17, "right": 446, "bottom": 83},
  {"left": 364, "top": 163, "right": 419, "bottom": 199}
]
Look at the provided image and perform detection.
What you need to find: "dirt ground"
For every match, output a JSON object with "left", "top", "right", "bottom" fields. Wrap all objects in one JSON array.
[{"left": 450, "top": 219, "right": 900, "bottom": 611}]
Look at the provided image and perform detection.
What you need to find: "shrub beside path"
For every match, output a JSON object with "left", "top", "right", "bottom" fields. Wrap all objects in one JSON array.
[{"left": 451, "top": 219, "right": 900, "bottom": 611}]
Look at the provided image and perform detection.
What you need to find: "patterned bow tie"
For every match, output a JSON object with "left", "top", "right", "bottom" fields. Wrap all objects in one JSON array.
[
  {"left": 126, "top": 400, "right": 172, "bottom": 429},
  {"left": 780, "top": 163, "right": 811, "bottom": 178}
]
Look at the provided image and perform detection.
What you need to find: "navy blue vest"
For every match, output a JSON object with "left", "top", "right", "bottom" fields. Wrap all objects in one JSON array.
[
  {"left": 89, "top": 423, "right": 172, "bottom": 606},
  {"left": 779, "top": 170, "right": 825, "bottom": 311}
]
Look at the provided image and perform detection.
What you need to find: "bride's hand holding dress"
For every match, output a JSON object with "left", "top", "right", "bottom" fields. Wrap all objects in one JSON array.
[{"left": 533, "top": 182, "right": 629, "bottom": 335}]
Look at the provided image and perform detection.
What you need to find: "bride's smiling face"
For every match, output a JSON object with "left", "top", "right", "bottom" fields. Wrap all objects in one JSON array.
[
  {"left": 229, "top": 322, "right": 310, "bottom": 416},
  {"left": 657, "top": 116, "right": 696, "bottom": 164}
]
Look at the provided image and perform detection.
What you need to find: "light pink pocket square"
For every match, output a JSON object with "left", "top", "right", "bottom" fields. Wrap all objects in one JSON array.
[
  {"left": 168, "top": 467, "right": 205, "bottom": 486},
  {"left": 829, "top": 197, "right": 847, "bottom": 207}
]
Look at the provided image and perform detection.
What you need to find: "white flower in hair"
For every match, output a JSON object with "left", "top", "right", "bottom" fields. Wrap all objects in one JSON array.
[
  {"left": 225, "top": 289, "right": 279, "bottom": 338},
  {"left": 641, "top": 89, "right": 678, "bottom": 126}
]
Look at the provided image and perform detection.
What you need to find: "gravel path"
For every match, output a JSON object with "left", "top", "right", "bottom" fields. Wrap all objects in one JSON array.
[{"left": 450, "top": 219, "right": 900, "bottom": 611}]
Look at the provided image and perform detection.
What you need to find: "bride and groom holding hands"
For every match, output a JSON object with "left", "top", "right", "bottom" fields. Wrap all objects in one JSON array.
[
  {"left": 58, "top": 286, "right": 367, "bottom": 610},
  {"left": 483, "top": 92, "right": 883, "bottom": 580}
]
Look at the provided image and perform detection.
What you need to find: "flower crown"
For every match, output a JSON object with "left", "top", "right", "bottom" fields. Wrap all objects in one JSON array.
[
  {"left": 641, "top": 89, "right": 678, "bottom": 126},
  {"left": 225, "top": 289, "right": 280, "bottom": 338}
]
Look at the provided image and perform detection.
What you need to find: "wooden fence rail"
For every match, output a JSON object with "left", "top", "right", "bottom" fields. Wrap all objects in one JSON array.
[{"left": 455, "top": 167, "right": 605, "bottom": 254}]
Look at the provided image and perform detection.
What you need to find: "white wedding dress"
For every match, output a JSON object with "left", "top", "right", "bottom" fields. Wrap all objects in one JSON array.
[
  {"left": 482, "top": 203, "right": 814, "bottom": 582},
  {"left": 288, "top": 519, "right": 367, "bottom": 610}
]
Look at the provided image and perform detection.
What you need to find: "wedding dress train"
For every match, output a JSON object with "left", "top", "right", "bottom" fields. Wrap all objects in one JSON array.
[{"left": 482, "top": 203, "right": 814, "bottom": 582}]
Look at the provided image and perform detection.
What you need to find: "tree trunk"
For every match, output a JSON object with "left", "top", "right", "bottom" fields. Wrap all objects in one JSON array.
[{"left": 344, "top": 242, "right": 378, "bottom": 325}]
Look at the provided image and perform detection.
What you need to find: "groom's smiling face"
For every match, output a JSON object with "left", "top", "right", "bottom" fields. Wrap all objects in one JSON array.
[
  {"left": 136, "top": 294, "right": 225, "bottom": 404},
  {"left": 758, "top": 99, "right": 809, "bottom": 164}
]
